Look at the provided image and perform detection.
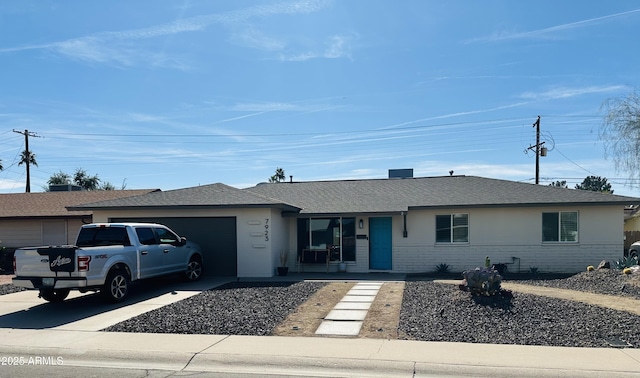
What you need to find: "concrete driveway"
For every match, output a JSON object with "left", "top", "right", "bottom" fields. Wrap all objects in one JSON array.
[{"left": 0, "top": 275, "right": 230, "bottom": 331}]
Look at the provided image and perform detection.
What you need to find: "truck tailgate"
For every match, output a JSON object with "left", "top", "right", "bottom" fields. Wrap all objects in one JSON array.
[{"left": 14, "top": 246, "right": 78, "bottom": 277}]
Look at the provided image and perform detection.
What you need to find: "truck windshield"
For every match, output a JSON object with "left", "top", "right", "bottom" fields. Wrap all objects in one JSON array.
[{"left": 76, "top": 227, "right": 131, "bottom": 247}]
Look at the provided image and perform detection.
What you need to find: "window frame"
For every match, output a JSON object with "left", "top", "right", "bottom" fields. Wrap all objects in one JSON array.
[
  {"left": 435, "top": 213, "right": 469, "bottom": 244},
  {"left": 542, "top": 211, "right": 579, "bottom": 243}
]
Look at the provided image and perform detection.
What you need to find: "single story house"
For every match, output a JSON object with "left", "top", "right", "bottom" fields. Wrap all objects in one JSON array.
[
  {"left": 69, "top": 174, "right": 640, "bottom": 277},
  {"left": 0, "top": 189, "right": 158, "bottom": 248}
]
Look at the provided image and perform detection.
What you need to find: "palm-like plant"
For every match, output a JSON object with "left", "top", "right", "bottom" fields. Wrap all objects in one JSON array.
[
  {"left": 18, "top": 150, "right": 37, "bottom": 192},
  {"left": 18, "top": 150, "right": 37, "bottom": 167}
]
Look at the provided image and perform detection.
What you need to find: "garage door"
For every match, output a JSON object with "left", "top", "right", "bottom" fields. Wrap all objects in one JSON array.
[{"left": 110, "top": 217, "right": 237, "bottom": 277}]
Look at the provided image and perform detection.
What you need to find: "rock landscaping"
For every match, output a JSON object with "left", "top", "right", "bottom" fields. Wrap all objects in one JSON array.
[
  {"left": 104, "top": 281, "right": 327, "bottom": 335},
  {"left": 1, "top": 269, "right": 639, "bottom": 348}
]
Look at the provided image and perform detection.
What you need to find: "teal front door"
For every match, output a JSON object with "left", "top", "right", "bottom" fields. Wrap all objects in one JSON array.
[{"left": 369, "top": 217, "right": 392, "bottom": 270}]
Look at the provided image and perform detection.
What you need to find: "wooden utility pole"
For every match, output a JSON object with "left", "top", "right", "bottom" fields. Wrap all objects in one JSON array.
[
  {"left": 527, "top": 116, "right": 545, "bottom": 184},
  {"left": 13, "top": 129, "right": 40, "bottom": 193}
]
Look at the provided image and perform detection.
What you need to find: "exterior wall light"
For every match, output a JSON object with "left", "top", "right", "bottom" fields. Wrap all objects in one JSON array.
[{"left": 359, "top": 219, "right": 364, "bottom": 229}]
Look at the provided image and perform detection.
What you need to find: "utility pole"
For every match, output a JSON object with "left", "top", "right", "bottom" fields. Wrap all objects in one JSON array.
[
  {"left": 527, "top": 116, "right": 546, "bottom": 184},
  {"left": 13, "top": 129, "right": 40, "bottom": 193}
]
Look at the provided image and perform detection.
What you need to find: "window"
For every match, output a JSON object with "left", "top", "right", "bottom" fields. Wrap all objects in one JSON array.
[
  {"left": 542, "top": 212, "right": 578, "bottom": 242},
  {"left": 436, "top": 214, "right": 469, "bottom": 243},
  {"left": 76, "top": 227, "right": 131, "bottom": 247},
  {"left": 155, "top": 227, "right": 180, "bottom": 244},
  {"left": 135, "top": 228, "right": 157, "bottom": 245},
  {"left": 297, "top": 217, "right": 356, "bottom": 262}
]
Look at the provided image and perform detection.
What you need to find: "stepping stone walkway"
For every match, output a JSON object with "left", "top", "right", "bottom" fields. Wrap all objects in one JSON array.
[{"left": 315, "top": 282, "right": 382, "bottom": 336}]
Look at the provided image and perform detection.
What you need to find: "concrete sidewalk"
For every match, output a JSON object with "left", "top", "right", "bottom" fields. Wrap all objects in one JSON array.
[{"left": 0, "top": 329, "right": 639, "bottom": 377}]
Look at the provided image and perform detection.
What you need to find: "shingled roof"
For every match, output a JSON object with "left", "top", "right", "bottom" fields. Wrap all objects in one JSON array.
[
  {"left": 68, "top": 183, "right": 301, "bottom": 211},
  {"left": 245, "top": 176, "right": 640, "bottom": 215},
  {"left": 65, "top": 176, "right": 640, "bottom": 216},
  {"left": 0, "top": 189, "right": 159, "bottom": 219}
]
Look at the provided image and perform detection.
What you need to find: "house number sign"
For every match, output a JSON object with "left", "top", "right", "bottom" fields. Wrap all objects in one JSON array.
[{"left": 264, "top": 218, "right": 269, "bottom": 241}]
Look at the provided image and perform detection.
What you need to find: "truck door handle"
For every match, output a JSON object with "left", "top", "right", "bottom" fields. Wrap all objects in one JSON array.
[
  {"left": 163, "top": 249, "right": 170, "bottom": 253},
  {"left": 141, "top": 251, "right": 148, "bottom": 255}
]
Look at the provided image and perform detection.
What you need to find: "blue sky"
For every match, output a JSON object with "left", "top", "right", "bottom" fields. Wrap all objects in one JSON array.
[{"left": 1, "top": 1, "right": 639, "bottom": 195}]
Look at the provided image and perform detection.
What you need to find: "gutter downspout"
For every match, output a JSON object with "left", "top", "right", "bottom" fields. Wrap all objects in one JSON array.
[{"left": 402, "top": 211, "right": 408, "bottom": 238}]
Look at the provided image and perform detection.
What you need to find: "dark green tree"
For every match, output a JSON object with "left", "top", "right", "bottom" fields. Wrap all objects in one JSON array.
[
  {"left": 600, "top": 92, "right": 640, "bottom": 183},
  {"left": 73, "top": 168, "right": 100, "bottom": 190},
  {"left": 549, "top": 180, "right": 568, "bottom": 188},
  {"left": 45, "top": 168, "right": 119, "bottom": 191},
  {"left": 269, "top": 167, "right": 286, "bottom": 183},
  {"left": 47, "top": 171, "right": 71, "bottom": 186},
  {"left": 575, "top": 175, "right": 613, "bottom": 194}
]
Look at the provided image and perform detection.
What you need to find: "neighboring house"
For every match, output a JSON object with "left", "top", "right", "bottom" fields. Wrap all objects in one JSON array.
[
  {"left": 0, "top": 189, "right": 158, "bottom": 248},
  {"left": 69, "top": 175, "right": 640, "bottom": 277}
]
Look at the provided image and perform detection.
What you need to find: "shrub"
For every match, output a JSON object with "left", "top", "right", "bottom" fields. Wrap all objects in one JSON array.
[
  {"left": 434, "top": 263, "right": 450, "bottom": 275},
  {"left": 462, "top": 267, "right": 502, "bottom": 296},
  {"left": 587, "top": 265, "right": 594, "bottom": 272},
  {"left": 614, "top": 255, "right": 639, "bottom": 270},
  {"left": 529, "top": 266, "right": 539, "bottom": 274}
]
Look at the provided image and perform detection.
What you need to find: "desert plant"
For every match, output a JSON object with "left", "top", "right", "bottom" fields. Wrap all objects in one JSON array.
[
  {"left": 587, "top": 265, "right": 594, "bottom": 272},
  {"left": 614, "top": 255, "right": 639, "bottom": 270},
  {"left": 434, "top": 263, "right": 450, "bottom": 275},
  {"left": 529, "top": 267, "right": 539, "bottom": 274},
  {"left": 462, "top": 267, "right": 502, "bottom": 296}
]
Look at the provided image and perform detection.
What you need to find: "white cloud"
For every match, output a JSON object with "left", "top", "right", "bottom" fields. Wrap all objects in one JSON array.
[
  {"left": 519, "top": 85, "right": 629, "bottom": 101},
  {"left": 467, "top": 8, "right": 640, "bottom": 44},
  {"left": 279, "top": 33, "right": 355, "bottom": 61},
  {"left": 1, "top": 0, "right": 334, "bottom": 68}
]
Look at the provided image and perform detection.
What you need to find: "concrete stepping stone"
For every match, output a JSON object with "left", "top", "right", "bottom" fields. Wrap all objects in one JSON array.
[
  {"left": 325, "top": 309, "right": 368, "bottom": 321},
  {"left": 315, "top": 320, "right": 363, "bottom": 336},
  {"left": 333, "top": 302, "right": 371, "bottom": 310},
  {"left": 340, "top": 295, "right": 376, "bottom": 303}
]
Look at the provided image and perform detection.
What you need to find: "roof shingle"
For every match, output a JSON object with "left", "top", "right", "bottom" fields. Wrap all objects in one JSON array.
[{"left": 0, "top": 189, "right": 158, "bottom": 218}]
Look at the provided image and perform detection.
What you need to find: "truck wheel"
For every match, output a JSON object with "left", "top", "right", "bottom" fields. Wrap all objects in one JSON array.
[
  {"left": 102, "top": 269, "right": 129, "bottom": 303},
  {"left": 39, "top": 289, "right": 70, "bottom": 303},
  {"left": 185, "top": 256, "right": 203, "bottom": 282}
]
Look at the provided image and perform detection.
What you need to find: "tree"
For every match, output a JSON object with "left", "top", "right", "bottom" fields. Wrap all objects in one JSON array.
[
  {"left": 269, "top": 167, "right": 286, "bottom": 183},
  {"left": 575, "top": 175, "right": 614, "bottom": 194},
  {"left": 73, "top": 168, "right": 100, "bottom": 190},
  {"left": 100, "top": 182, "right": 116, "bottom": 190},
  {"left": 45, "top": 168, "right": 122, "bottom": 191},
  {"left": 18, "top": 150, "right": 37, "bottom": 193},
  {"left": 549, "top": 180, "right": 568, "bottom": 188},
  {"left": 48, "top": 171, "right": 71, "bottom": 186},
  {"left": 600, "top": 92, "right": 640, "bottom": 182}
]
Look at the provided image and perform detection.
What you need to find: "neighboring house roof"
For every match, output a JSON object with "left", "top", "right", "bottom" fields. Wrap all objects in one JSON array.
[
  {"left": 66, "top": 176, "right": 640, "bottom": 216},
  {"left": 68, "top": 183, "right": 301, "bottom": 212},
  {"left": 0, "top": 189, "right": 159, "bottom": 219},
  {"left": 245, "top": 176, "right": 640, "bottom": 215}
]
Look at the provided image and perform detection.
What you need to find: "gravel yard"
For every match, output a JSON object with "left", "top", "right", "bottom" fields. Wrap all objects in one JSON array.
[
  {"left": 1, "top": 270, "right": 639, "bottom": 348},
  {"left": 104, "top": 281, "right": 327, "bottom": 335}
]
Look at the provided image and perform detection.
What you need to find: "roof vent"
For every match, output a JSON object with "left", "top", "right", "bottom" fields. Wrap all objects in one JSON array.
[
  {"left": 388, "top": 169, "right": 413, "bottom": 179},
  {"left": 49, "top": 184, "right": 83, "bottom": 192}
]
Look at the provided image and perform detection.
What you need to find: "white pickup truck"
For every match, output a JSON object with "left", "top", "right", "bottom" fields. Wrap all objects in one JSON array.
[{"left": 12, "top": 223, "right": 204, "bottom": 303}]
